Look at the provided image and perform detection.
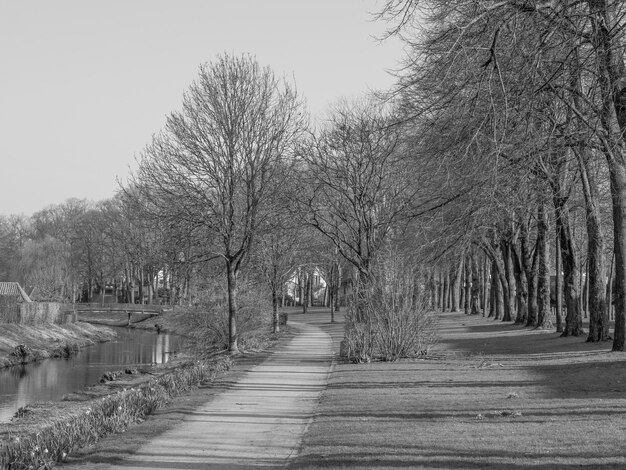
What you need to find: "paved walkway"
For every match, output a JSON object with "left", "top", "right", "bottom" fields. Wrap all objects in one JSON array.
[{"left": 85, "top": 320, "right": 333, "bottom": 469}]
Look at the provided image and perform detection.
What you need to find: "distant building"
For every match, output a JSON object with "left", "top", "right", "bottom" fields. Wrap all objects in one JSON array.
[
  {"left": 286, "top": 267, "right": 328, "bottom": 307},
  {"left": 0, "top": 282, "right": 32, "bottom": 303}
]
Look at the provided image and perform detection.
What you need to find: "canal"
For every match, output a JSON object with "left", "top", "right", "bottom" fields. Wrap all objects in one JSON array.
[{"left": 0, "top": 328, "right": 182, "bottom": 423}]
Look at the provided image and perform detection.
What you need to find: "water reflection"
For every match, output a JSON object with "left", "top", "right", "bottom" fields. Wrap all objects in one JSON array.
[{"left": 0, "top": 329, "right": 181, "bottom": 423}]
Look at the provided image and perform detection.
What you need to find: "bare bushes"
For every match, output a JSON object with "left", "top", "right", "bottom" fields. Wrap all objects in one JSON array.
[
  {"left": 182, "top": 279, "right": 272, "bottom": 354},
  {"left": 343, "top": 254, "right": 438, "bottom": 363}
]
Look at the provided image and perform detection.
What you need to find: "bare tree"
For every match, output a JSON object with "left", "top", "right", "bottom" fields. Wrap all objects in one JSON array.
[
  {"left": 252, "top": 191, "right": 307, "bottom": 332},
  {"left": 132, "top": 54, "right": 306, "bottom": 353},
  {"left": 299, "top": 98, "right": 429, "bottom": 282}
]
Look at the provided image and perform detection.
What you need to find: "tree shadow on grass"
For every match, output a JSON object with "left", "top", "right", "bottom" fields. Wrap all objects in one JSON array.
[
  {"left": 290, "top": 453, "right": 625, "bottom": 469},
  {"left": 523, "top": 359, "right": 626, "bottom": 399},
  {"left": 435, "top": 312, "right": 613, "bottom": 357},
  {"left": 452, "top": 320, "right": 523, "bottom": 333}
]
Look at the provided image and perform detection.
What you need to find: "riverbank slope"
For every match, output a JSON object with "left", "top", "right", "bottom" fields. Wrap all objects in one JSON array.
[{"left": 0, "top": 322, "right": 117, "bottom": 369}]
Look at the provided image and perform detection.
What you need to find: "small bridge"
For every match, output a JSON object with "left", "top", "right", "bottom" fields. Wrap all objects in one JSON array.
[{"left": 66, "top": 303, "right": 169, "bottom": 326}]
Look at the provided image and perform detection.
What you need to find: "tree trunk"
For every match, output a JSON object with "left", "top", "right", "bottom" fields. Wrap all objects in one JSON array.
[
  {"left": 485, "top": 236, "right": 511, "bottom": 321},
  {"left": 272, "top": 283, "right": 280, "bottom": 334},
  {"left": 100, "top": 272, "right": 105, "bottom": 307},
  {"left": 470, "top": 254, "right": 481, "bottom": 315},
  {"left": 585, "top": 259, "right": 590, "bottom": 319},
  {"left": 526, "top": 253, "right": 539, "bottom": 327},
  {"left": 537, "top": 202, "right": 553, "bottom": 329},
  {"left": 513, "top": 240, "right": 528, "bottom": 325},
  {"left": 554, "top": 195, "right": 584, "bottom": 336},
  {"left": 226, "top": 259, "right": 239, "bottom": 353},
  {"left": 433, "top": 268, "right": 441, "bottom": 311},
  {"left": 608, "top": 253, "right": 615, "bottom": 321},
  {"left": 555, "top": 229, "right": 563, "bottom": 332},
  {"left": 452, "top": 257, "right": 463, "bottom": 312},
  {"left": 579, "top": 257, "right": 586, "bottom": 318},
  {"left": 439, "top": 268, "right": 445, "bottom": 310},
  {"left": 482, "top": 256, "right": 489, "bottom": 316},
  {"left": 489, "top": 259, "right": 497, "bottom": 318},
  {"left": 523, "top": 220, "right": 539, "bottom": 328},
  {"left": 442, "top": 266, "right": 449, "bottom": 312},
  {"left": 334, "top": 264, "right": 340, "bottom": 317},
  {"left": 464, "top": 258, "right": 471, "bottom": 315},
  {"left": 148, "top": 270, "right": 155, "bottom": 305},
  {"left": 495, "top": 275, "right": 505, "bottom": 320},
  {"left": 609, "top": 163, "right": 626, "bottom": 349},
  {"left": 298, "top": 268, "right": 303, "bottom": 307},
  {"left": 501, "top": 242, "right": 515, "bottom": 322},
  {"left": 323, "top": 285, "right": 329, "bottom": 308},
  {"left": 139, "top": 267, "right": 144, "bottom": 305},
  {"left": 302, "top": 270, "right": 309, "bottom": 314},
  {"left": 329, "top": 287, "right": 335, "bottom": 323}
]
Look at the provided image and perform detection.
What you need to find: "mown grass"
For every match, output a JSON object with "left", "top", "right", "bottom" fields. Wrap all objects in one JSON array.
[
  {"left": 289, "top": 310, "right": 626, "bottom": 469},
  {"left": 0, "top": 355, "right": 231, "bottom": 470}
]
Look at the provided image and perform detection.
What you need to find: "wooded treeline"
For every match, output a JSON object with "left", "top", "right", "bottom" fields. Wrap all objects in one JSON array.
[
  {"left": 3, "top": 1, "right": 626, "bottom": 353},
  {"left": 377, "top": 0, "right": 626, "bottom": 350}
]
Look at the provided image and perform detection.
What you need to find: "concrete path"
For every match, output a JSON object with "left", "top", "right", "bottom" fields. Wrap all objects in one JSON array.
[{"left": 106, "top": 320, "right": 332, "bottom": 469}]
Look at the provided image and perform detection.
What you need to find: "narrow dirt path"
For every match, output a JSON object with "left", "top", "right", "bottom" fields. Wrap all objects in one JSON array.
[{"left": 63, "top": 319, "right": 333, "bottom": 469}]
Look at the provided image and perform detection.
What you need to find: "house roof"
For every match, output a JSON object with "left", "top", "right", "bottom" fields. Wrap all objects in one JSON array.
[{"left": 0, "top": 282, "right": 32, "bottom": 302}]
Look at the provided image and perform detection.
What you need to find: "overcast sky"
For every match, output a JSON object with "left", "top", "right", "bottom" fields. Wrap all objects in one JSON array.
[{"left": 0, "top": 0, "right": 403, "bottom": 217}]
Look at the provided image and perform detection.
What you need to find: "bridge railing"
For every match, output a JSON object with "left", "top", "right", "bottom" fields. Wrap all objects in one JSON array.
[{"left": 65, "top": 303, "right": 166, "bottom": 315}]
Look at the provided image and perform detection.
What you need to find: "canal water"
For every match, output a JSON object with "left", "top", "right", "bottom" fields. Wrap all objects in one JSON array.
[{"left": 0, "top": 328, "right": 182, "bottom": 423}]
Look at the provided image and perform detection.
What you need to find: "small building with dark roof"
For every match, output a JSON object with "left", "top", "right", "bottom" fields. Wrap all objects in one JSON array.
[{"left": 0, "top": 282, "right": 32, "bottom": 303}]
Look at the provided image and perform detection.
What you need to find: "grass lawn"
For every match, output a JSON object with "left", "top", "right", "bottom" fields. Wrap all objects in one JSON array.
[{"left": 289, "top": 309, "right": 626, "bottom": 469}]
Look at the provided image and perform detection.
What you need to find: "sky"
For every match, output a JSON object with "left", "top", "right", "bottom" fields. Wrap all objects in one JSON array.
[{"left": 0, "top": 0, "right": 404, "bottom": 217}]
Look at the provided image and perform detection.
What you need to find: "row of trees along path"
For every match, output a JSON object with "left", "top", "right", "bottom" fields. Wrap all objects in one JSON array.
[{"left": 376, "top": 0, "right": 626, "bottom": 350}]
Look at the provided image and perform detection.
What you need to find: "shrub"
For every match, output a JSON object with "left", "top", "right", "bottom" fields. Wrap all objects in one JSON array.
[
  {"left": 10, "top": 344, "right": 32, "bottom": 363},
  {"left": 343, "top": 251, "right": 438, "bottom": 363},
  {"left": 343, "top": 316, "right": 374, "bottom": 363},
  {"left": 183, "top": 279, "right": 271, "bottom": 353},
  {"left": 57, "top": 343, "right": 79, "bottom": 358}
]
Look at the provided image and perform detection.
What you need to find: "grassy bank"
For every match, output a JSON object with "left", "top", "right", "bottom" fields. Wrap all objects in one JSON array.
[
  {"left": 0, "top": 355, "right": 232, "bottom": 470},
  {"left": 0, "top": 322, "right": 117, "bottom": 369},
  {"left": 290, "top": 310, "right": 626, "bottom": 469}
]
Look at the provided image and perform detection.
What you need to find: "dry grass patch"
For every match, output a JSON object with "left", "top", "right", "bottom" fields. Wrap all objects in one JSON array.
[{"left": 0, "top": 323, "right": 116, "bottom": 369}]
